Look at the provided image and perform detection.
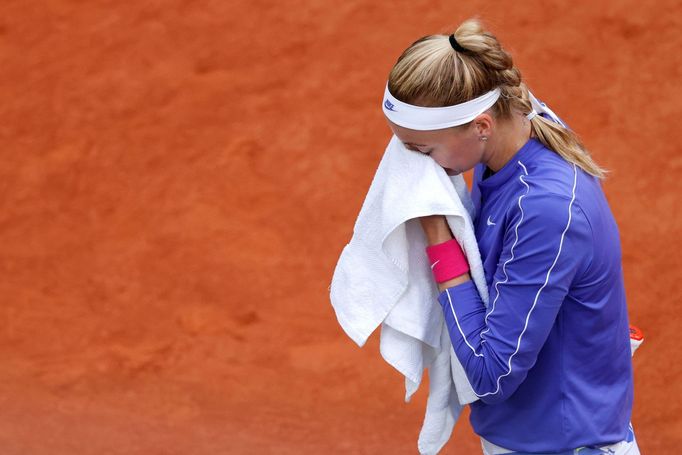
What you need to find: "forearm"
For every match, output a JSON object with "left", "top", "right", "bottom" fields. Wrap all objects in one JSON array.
[{"left": 419, "top": 215, "right": 472, "bottom": 292}]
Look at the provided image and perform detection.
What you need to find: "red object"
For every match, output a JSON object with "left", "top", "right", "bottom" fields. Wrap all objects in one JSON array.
[
  {"left": 425, "top": 238, "right": 470, "bottom": 283},
  {"left": 629, "top": 325, "right": 644, "bottom": 341}
]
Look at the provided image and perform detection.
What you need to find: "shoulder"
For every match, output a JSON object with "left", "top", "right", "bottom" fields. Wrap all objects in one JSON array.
[
  {"left": 518, "top": 150, "right": 580, "bottom": 200},
  {"left": 502, "top": 188, "right": 593, "bottom": 266},
  {"left": 506, "top": 147, "right": 575, "bottom": 211},
  {"left": 510, "top": 145, "right": 599, "bottom": 222},
  {"left": 510, "top": 190, "right": 587, "bottom": 229},
  {"left": 500, "top": 188, "right": 594, "bottom": 281},
  {"left": 497, "top": 147, "right": 597, "bottom": 271}
]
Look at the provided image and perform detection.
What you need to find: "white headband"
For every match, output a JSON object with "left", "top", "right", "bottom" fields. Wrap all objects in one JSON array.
[
  {"left": 382, "top": 82, "right": 566, "bottom": 130},
  {"left": 382, "top": 83, "right": 501, "bottom": 130}
]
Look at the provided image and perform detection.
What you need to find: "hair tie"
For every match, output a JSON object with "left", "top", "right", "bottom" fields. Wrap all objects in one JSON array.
[{"left": 448, "top": 34, "right": 468, "bottom": 53}]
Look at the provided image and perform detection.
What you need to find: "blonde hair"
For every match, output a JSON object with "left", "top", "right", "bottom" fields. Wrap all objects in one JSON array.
[{"left": 387, "top": 18, "right": 608, "bottom": 180}]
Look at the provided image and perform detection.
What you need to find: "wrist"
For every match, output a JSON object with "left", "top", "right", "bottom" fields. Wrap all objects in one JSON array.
[
  {"left": 437, "top": 273, "right": 471, "bottom": 292},
  {"left": 425, "top": 238, "right": 470, "bottom": 284}
]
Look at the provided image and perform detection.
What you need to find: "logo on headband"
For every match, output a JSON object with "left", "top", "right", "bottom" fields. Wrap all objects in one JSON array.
[{"left": 384, "top": 99, "right": 397, "bottom": 111}]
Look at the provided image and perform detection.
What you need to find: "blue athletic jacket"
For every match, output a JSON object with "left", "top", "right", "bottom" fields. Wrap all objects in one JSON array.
[{"left": 437, "top": 138, "right": 634, "bottom": 452}]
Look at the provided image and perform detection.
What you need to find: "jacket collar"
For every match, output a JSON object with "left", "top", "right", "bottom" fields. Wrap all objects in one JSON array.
[{"left": 476, "top": 138, "right": 546, "bottom": 199}]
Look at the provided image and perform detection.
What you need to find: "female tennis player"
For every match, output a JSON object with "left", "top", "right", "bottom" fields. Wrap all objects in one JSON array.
[{"left": 381, "top": 19, "right": 639, "bottom": 455}]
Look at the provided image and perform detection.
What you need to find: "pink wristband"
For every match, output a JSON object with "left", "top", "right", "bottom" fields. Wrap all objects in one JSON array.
[{"left": 425, "top": 238, "right": 470, "bottom": 283}]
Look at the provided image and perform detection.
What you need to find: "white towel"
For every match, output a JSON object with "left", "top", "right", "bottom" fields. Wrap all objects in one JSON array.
[{"left": 329, "top": 134, "right": 491, "bottom": 454}]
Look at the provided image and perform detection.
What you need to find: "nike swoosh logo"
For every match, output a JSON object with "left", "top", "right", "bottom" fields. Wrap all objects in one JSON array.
[
  {"left": 384, "top": 99, "right": 397, "bottom": 111},
  {"left": 487, "top": 216, "right": 496, "bottom": 226},
  {"left": 430, "top": 260, "right": 440, "bottom": 270}
]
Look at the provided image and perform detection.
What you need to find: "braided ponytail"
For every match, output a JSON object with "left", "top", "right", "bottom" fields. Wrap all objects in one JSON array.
[{"left": 387, "top": 18, "right": 608, "bottom": 180}]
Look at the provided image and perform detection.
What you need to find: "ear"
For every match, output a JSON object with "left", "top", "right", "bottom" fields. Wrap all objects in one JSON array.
[{"left": 473, "top": 113, "right": 493, "bottom": 137}]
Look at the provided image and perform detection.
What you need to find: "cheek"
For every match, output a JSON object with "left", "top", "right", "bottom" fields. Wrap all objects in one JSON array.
[
  {"left": 462, "top": 145, "right": 485, "bottom": 166},
  {"left": 438, "top": 140, "right": 483, "bottom": 170}
]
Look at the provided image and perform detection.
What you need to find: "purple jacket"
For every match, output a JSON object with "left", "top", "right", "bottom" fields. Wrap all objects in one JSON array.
[{"left": 438, "top": 138, "right": 634, "bottom": 452}]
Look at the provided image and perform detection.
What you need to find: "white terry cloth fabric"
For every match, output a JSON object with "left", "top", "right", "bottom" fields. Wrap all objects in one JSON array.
[{"left": 329, "top": 134, "right": 491, "bottom": 454}]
